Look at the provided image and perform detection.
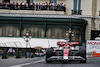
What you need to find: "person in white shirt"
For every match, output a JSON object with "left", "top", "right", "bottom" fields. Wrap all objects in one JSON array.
[
  {"left": 8, "top": 48, "right": 15, "bottom": 53},
  {"left": 8, "top": 48, "right": 15, "bottom": 56},
  {"left": 43, "top": 3, "right": 45, "bottom": 10},
  {"left": 26, "top": 3, "right": 28, "bottom": 9},
  {"left": 44, "top": 3, "right": 46, "bottom": 10},
  {"left": 39, "top": 51, "right": 43, "bottom": 56},
  {"left": 62, "top": 3, "right": 64, "bottom": 6},
  {"left": 29, "top": 2, "right": 32, "bottom": 9},
  {"left": 41, "top": 48, "right": 46, "bottom": 55},
  {"left": 22, "top": 2, "right": 24, "bottom": 5},
  {"left": 54, "top": 3, "right": 57, "bottom": 10},
  {"left": 35, "top": 51, "right": 39, "bottom": 56},
  {"left": 38, "top": 3, "right": 41, "bottom": 10}
]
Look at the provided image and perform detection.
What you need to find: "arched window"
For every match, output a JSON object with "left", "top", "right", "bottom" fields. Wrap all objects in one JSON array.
[
  {"left": 47, "top": 27, "right": 66, "bottom": 38},
  {"left": 22, "top": 27, "right": 44, "bottom": 37},
  {"left": 0, "top": 26, "right": 20, "bottom": 37}
]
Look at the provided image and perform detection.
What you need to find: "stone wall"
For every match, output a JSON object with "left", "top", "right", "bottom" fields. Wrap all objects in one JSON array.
[
  {"left": 96, "top": 0, "right": 100, "bottom": 16},
  {"left": 84, "top": 18, "right": 92, "bottom": 40},
  {"left": 81, "top": 0, "right": 92, "bottom": 15}
]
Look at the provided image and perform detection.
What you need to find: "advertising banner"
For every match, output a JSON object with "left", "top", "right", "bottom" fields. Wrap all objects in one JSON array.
[{"left": 87, "top": 40, "right": 100, "bottom": 57}]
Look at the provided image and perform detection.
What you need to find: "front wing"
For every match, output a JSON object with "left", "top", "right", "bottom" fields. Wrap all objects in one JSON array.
[{"left": 47, "top": 56, "right": 85, "bottom": 61}]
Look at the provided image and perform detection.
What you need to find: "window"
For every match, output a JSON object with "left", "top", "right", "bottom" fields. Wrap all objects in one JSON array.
[
  {"left": 31, "top": 0, "right": 33, "bottom": 3},
  {"left": 27, "top": 0, "right": 30, "bottom": 4},
  {"left": 73, "top": 0, "right": 81, "bottom": 15},
  {"left": 74, "top": 0, "right": 77, "bottom": 14},
  {"left": 3, "top": 0, "right": 10, "bottom": 3},
  {"left": 50, "top": 0, "right": 53, "bottom": 3},
  {"left": 54, "top": 0, "right": 57, "bottom": 4},
  {"left": 78, "top": 0, "right": 81, "bottom": 14}
]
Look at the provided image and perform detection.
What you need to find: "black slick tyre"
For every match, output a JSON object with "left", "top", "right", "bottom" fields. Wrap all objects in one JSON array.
[
  {"left": 79, "top": 46, "right": 87, "bottom": 63},
  {"left": 45, "top": 48, "right": 53, "bottom": 63}
]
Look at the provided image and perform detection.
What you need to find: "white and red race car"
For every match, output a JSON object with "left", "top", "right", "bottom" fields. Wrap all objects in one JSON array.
[{"left": 45, "top": 41, "right": 86, "bottom": 63}]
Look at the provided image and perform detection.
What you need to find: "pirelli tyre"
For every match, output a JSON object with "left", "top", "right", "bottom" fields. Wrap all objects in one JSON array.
[
  {"left": 79, "top": 46, "right": 87, "bottom": 63},
  {"left": 45, "top": 48, "right": 53, "bottom": 63}
]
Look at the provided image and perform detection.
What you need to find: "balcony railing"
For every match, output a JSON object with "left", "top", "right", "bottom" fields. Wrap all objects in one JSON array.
[
  {"left": 0, "top": 4, "right": 66, "bottom": 12},
  {"left": 72, "top": 10, "right": 82, "bottom": 15}
]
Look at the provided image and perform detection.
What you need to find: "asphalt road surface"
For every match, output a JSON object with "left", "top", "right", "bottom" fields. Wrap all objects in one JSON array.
[{"left": 0, "top": 57, "right": 100, "bottom": 67}]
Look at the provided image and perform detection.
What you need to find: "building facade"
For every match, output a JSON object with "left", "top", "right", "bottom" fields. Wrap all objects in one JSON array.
[{"left": 0, "top": 0, "right": 100, "bottom": 41}]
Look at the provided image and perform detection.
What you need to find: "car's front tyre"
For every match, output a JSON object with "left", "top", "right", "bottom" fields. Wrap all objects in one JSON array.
[
  {"left": 45, "top": 48, "right": 53, "bottom": 63},
  {"left": 79, "top": 46, "right": 87, "bottom": 63}
]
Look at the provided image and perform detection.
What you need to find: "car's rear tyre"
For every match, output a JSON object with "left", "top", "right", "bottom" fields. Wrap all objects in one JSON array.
[
  {"left": 79, "top": 46, "right": 87, "bottom": 63},
  {"left": 45, "top": 48, "right": 53, "bottom": 63}
]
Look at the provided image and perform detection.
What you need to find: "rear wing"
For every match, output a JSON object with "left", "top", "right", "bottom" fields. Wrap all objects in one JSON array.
[{"left": 57, "top": 41, "right": 79, "bottom": 46}]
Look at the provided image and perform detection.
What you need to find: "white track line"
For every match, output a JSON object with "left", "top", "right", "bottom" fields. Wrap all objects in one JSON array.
[
  {"left": 9, "top": 59, "right": 45, "bottom": 67},
  {"left": 10, "top": 63, "right": 31, "bottom": 67},
  {"left": 33, "top": 59, "right": 45, "bottom": 63}
]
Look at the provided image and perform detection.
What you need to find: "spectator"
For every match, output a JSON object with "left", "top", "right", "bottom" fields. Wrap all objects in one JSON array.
[
  {"left": 3, "top": 1, "right": 6, "bottom": 8},
  {"left": 38, "top": 3, "right": 41, "bottom": 11},
  {"left": 26, "top": 51, "right": 30, "bottom": 57},
  {"left": 61, "top": 3, "right": 64, "bottom": 11},
  {"left": 41, "top": 3, "right": 44, "bottom": 10},
  {"left": 22, "top": 1, "right": 24, "bottom": 5},
  {"left": 6, "top": 2, "right": 9, "bottom": 9},
  {"left": 35, "top": 51, "right": 39, "bottom": 56},
  {"left": 26, "top": 3, "right": 29, "bottom": 10},
  {"left": 54, "top": 3, "right": 57, "bottom": 11},
  {"left": 15, "top": 2, "right": 18, "bottom": 9},
  {"left": 49, "top": 2, "right": 50, "bottom": 10},
  {"left": 30, "top": 51, "right": 33, "bottom": 58},
  {"left": 7, "top": 48, "right": 15, "bottom": 56},
  {"left": 34, "top": 3, "right": 36, "bottom": 11},
  {"left": 36, "top": 3, "right": 38, "bottom": 10},
  {"left": 39, "top": 51, "right": 43, "bottom": 56},
  {"left": 0, "top": 1, "right": 66, "bottom": 12},
  {"left": 64, "top": 4, "right": 66, "bottom": 12},
  {"left": 13, "top": 2, "right": 15, "bottom": 9},
  {"left": 46, "top": 2, "right": 48, "bottom": 10},
  {"left": 0, "top": 49, "right": 4, "bottom": 55},
  {"left": 41, "top": 48, "right": 46, "bottom": 55},
  {"left": 21, "top": 1, "right": 25, "bottom": 10},
  {"left": 50, "top": 3, "right": 53, "bottom": 10},
  {"left": 24, "top": 3, "right": 26, "bottom": 9},
  {"left": 44, "top": 3, "right": 46, "bottom": 10},
  {"left": 57, "top": 4, "right": 60, "bottom": 10},
  {"left": 32, "top": 3, "right": 35, "bottom": 10},
  {"left": 29, "top": 2, "right": 32, "bottom": 10},
  {"left": 20, "top": 2, "right": 22, "bottom": 9},
  {"left": 9, "top": 2, "right": 13, "bottom": 10}
]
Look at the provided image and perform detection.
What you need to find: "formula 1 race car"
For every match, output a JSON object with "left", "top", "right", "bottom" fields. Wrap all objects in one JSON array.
[{"left": 45, "top": 41, "right": 86, "bottom": 63}]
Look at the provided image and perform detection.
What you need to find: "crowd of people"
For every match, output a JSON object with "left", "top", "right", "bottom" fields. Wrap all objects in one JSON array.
[
  {"left": 0, "top": 1, "right": 66, "bottom": 12},
  {"left": 0, "top": 47, "right": 46, "bottom": 58},
  {"left": 26, "top": 48, "right": 46, "bottom": 57}
]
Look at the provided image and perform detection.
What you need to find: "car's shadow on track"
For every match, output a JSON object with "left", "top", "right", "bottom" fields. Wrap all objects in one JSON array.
[
  {"left": 44, "top": 61, "right": 88, "bottom": 64},
  {"left": 44, "top": 60, "right": 98, "bottom": 64}
]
